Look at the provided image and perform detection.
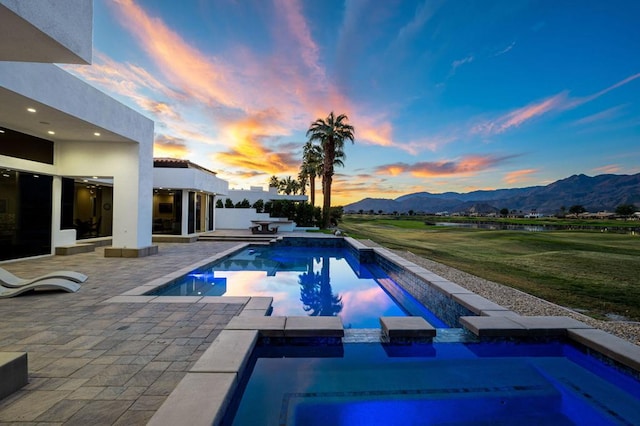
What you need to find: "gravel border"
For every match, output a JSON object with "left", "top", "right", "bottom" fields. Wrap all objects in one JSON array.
[{"left": 360, "top": 240, "right": 640, "bottom": 345}]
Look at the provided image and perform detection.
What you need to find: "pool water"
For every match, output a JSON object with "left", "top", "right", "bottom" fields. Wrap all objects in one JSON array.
[
  {"left": 226, "top": 342, "right": 640, "bottom": 426},
  {"left": 151, "top": 246, "right": 444, "bottom": 328}
]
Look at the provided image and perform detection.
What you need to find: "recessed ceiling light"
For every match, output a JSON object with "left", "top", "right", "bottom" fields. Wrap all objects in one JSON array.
[
  {"left": 47, "top": 130, "right": 55, "bottom": 135},
  {"left": 27, "top": 107, "right": 36, "bottom": 113},
  {"left": 83, "top": 179, "right": 88, "bottom": 183},
  {"left": 92, "top": 176, "right": 98, "bottom": 179},
  {"left": 0, "top": 129, "right": 4, "bottom": 133},
  {"left": 94, "top": 132, "right": 101, "bottom": 136}
]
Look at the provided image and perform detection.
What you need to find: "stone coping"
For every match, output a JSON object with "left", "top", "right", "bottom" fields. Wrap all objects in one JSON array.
[
  {"left": 460, "top": 315, "right": 594, "bottom": 338},
  {"left": 380, "top": 316, "right": 436, "bottom": 339},
  {"left": 150, "top": 313, "right": 346, "bottom": 425},
  {"left": 225, "top": 315, "right": 345, "bottom": 338},
  {"left": 148, "top": 373, "right": 237, "bottom": 426},
  {"left": 568, "top": 328, "right": 640, "bottom": 372}
]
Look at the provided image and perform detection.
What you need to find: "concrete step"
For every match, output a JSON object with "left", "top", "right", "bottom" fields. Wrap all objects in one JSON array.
[
  {"left": 55, "top": 243, "right": 95, "bottom": 255},
  {"left": 198, "top": 235, "right": 275, "bottom": 242},
  {"left": 0, "top": 352, "right": 28, "bottom": 400}
]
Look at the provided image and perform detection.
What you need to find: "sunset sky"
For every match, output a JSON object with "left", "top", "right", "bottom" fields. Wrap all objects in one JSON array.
[{"left": 66, "top": 0, "right": 640, "bottom": 205}]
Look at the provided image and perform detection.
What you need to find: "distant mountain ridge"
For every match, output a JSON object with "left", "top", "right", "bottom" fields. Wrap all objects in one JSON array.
[{"left": 344, "top": 173, "right": 640, "bottom": 215}]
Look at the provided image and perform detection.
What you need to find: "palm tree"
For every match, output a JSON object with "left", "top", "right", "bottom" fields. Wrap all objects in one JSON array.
[
  {"left": 300, "top": 141, "right": 323, "bottom": 207},
  {"left": 279, "top": 176, "right": 300, "bottom": 195},
  {"left": 306, "top": 112, "right": 355, "bottom": 228},
  {"left": 297, "top": 170, "right": 308, "bottom": 196},
  {"left": 269, "top": 175, "right": 280, "bottom": 191}
]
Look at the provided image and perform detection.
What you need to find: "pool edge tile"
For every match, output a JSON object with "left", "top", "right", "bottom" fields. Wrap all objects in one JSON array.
[
  {"left": 147, "top": 372, "right": 236, "bottom": 426},
  {"left": 568, "top": 328, "right": 640, "bottom": 372},
  {"left": 191, "top": 329, "right": 258, "bottom": 374}
]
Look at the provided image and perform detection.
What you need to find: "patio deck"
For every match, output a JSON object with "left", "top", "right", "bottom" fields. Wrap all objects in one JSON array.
[{"left": 0, "top": 237, "right": 260, "bottom": 424}]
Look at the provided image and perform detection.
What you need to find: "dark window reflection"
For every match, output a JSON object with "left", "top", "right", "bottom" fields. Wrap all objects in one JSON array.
[
  {"left": 153, "top": 189, "right": 182, "bottom": 235},
  {"left": 0, "top": 170, "right": 53, "bottom": 260}
]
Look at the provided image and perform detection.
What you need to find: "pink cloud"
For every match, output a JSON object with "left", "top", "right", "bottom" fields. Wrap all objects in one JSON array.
[
  {"left": 472, "top": 73, "right": 640, "bottom": 136},
  {"left": 111, "top": 0, "right": 240, "bottom": 109},
  {"left": 504, "top": 169, "right": 538, "bottom": 184},
  {"left": 569, "top": 72, "right": 640, "bottom": 107},
  {"left": 472, "top": 92, "right": 568, "bottom": 136},
  {"left": 374, "top": 154, "right": 515, "bottom": 178},
  {"left": 593, "top": 164, "right": 621, "bottom": 174},
  {"left": 109, "top": 0, "right": 396, "bottom": 155}
]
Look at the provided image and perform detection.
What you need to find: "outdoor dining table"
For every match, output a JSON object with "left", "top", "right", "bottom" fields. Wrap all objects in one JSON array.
[{"left": 251, "top": 220, "right": 278, "bottom": 233}]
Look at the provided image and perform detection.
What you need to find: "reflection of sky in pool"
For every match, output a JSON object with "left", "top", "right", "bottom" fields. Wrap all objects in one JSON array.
[{"left": 153, "top": 246, "right": 443, "bottom": 328}]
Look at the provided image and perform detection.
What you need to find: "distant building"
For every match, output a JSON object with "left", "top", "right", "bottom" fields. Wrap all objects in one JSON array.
[
  {"left": 225, "top": 186, "right": 307, "bottom": 205},
  {"left": 152, "top": 158, "right": 228, "bottom": 236}
]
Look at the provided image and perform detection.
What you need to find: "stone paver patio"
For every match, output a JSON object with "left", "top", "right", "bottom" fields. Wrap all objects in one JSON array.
[{"left": 0, "top": 240, "right": 245, "bottom": 425}]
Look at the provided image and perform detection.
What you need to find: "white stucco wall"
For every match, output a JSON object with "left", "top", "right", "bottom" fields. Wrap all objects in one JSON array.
[
  {"left": 0, "top": 62, "right": 155, "bottom": 251},
  {"left": 215, "top": 209, "right": 296, "bottom": 231},
  {"left": 215, "top": 209, "right": 271, "bottom": 230},
  {"left": 153, "top": 168, "right": 228, "bottom": 195},
  {"left": 226, "top": 187, "right": 307, "bottom": 205},
  {"left": 0, "top": 0, "right": 93, "bottom": 64},
  {"left": 57, "top": 140, "right": 153, "bottom": 249}
]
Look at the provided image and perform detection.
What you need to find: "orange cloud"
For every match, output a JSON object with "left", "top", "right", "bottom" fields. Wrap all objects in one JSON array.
[
  {"left": 153, "top": 134, "right": 190, "bottom": 158},
  {"left": 216, "top": 111, "right": 300, "bottom": 174},
  {"left": 504, "top": 169, "right": 538, "bottom": 184}
]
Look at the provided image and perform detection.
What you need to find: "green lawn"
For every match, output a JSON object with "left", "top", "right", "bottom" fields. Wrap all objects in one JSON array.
[{"left": 340, "top": 216, "right": 640, "bottom": 321}]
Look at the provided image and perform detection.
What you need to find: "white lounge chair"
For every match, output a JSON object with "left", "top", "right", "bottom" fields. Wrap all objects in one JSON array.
[
  {"left": 0, "top": 268, "right": 87, "bottom": 288},
  {"left": 0, "top": 280, "right": 81, "bottom": 298}
]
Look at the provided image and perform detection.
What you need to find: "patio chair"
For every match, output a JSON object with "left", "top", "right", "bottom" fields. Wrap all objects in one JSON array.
[
  {"left": 0, "top": 268, "right": 87, "bottom": 288},
  {"left": 0, "top": 279, "right": 81, "bottom": 298}
]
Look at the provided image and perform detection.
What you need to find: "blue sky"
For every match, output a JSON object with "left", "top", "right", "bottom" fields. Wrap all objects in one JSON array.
[{"left": 66, "top": 0, "right": 640, "bottom": 204}]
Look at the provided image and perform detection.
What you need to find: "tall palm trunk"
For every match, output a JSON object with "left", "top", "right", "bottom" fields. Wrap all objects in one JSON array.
[
  {"left": 309, "top": 173, "right": 316, "bottom": 207},
  {"left": 322, "top": 138, "right": 335, "bottom": 228}
]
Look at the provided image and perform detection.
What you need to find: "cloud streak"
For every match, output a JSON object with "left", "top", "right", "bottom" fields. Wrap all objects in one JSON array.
[
  {"left": 472, "top": 72, "right": 640, "bottom": 136},
  {"left": 571, "top": 104, "right": 626, "bottom": 127},
  {"left": 504, "top": 168, "right": 538, "bottom": 184},
  {"left": 374, "top": 154, "right": 514, "bottom": 178}
]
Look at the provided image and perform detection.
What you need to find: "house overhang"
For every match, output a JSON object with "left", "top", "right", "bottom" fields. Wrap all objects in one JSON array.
[
  {"left": 0, "top": 62, "right": 152, "bottom": 147},
  {"left": 0, "top": 0, "right": 93, "bottom": 64},
  {"left": 154, "top": 167, "right": 229, "bottom": 196},
  {"left": 0, "top": 86, "right": 130, "bottom": 144}
]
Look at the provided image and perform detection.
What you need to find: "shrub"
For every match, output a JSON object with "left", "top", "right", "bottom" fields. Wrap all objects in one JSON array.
[{"left": 252, "top": 199, "right": 264, "bottom": 213}]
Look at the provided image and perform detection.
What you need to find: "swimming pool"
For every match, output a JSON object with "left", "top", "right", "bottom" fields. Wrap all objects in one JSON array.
[
  {"left": 149, "top": 245, "right": 446, "bottom": 328},
  {"left": 225, "top": 341, "right": 640, "bottom": 425}
]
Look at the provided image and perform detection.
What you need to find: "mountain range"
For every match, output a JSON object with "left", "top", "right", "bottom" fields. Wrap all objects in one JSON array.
[{"left": 344, "top": 173, "right": 640, "bottom": 215}]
